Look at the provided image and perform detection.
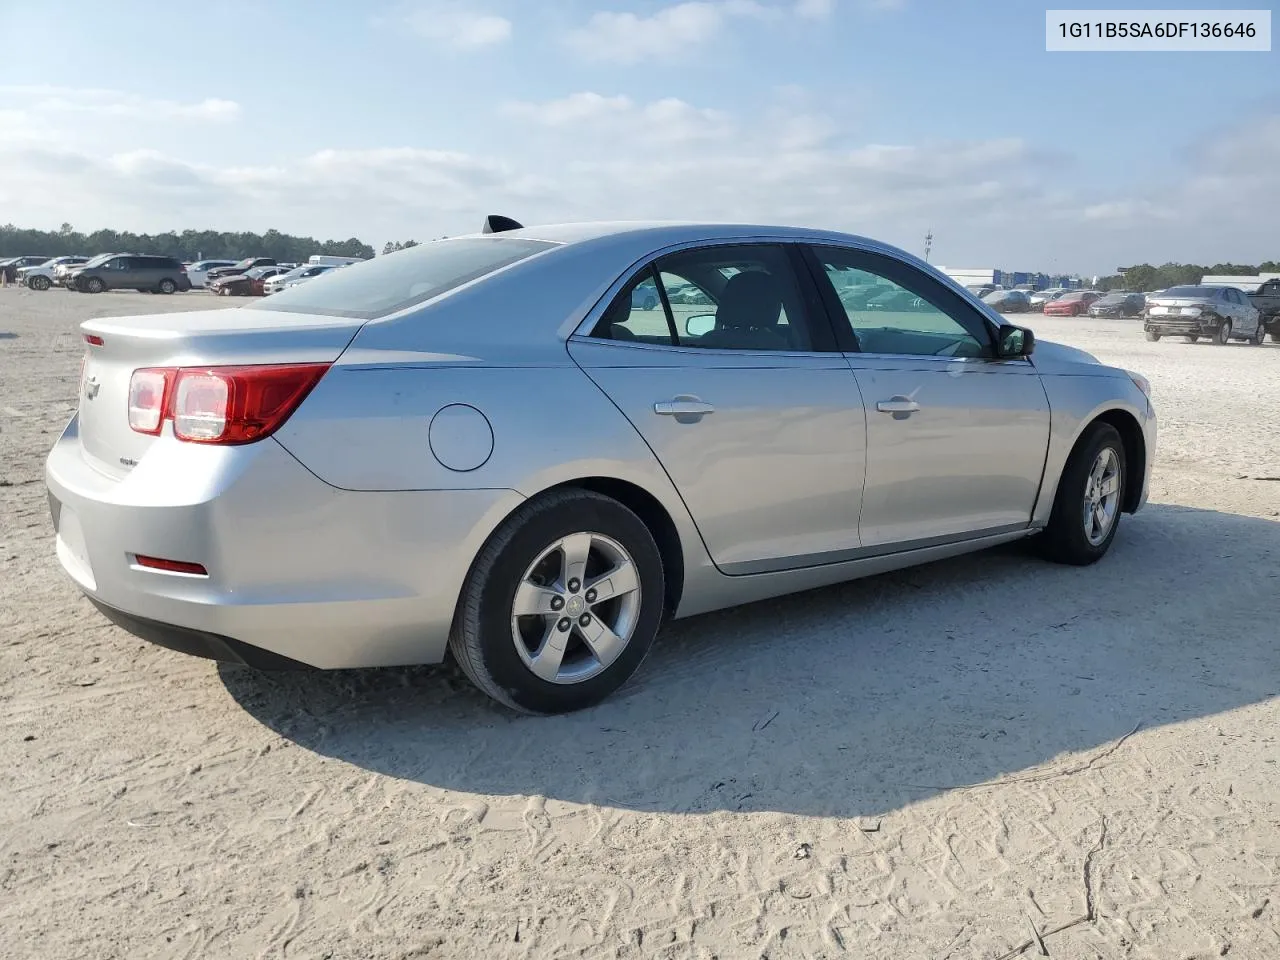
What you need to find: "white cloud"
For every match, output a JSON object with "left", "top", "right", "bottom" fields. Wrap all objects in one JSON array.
[
  {"left": 564, "top": 0, "right": 843, "bottom": 63},
  {"left": 794, "top": 0, "right": 835, "bottom": 18},
  {"left": 503, "top": 92, "right": 733, "bottom": 143},
  {"left": 402, "top": 3, "right": 512, "bottom": 48},
  {"left": 0, "top": 86, "right": 239, "bottom": 122},
  {"left": 0, "top": 84, "right": 1275, "bottom": 273}
]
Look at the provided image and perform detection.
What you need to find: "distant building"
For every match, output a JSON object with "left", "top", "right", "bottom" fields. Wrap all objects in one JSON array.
[{"left": 936, "top": 267, "right": 1082, "bottom": 291}]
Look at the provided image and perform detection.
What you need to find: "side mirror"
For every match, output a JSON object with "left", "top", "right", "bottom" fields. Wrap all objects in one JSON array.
[
  {"left": 685, "top": 314, "right": 715, "bottom": 337},
  {"left": 996, "top": 323, "right": 1035, "bottom": 358}
]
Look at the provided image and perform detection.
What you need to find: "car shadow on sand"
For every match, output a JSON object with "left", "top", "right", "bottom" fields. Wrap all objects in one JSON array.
[{"left": 220, "top": 503, "right": 1280, "bottom": 818}]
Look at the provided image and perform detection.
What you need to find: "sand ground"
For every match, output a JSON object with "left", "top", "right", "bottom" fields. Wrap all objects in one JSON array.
[{"left": 2, "top": 287, "right": 1279, "bottom": 959}]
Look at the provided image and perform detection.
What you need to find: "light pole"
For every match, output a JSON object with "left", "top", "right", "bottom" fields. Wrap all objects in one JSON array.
[{"left": 923, "top": 230, "right": 933, "bottom": 263}]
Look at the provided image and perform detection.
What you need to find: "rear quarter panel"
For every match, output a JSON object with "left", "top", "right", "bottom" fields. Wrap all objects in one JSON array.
[{"left": 272, "top": 362, "right": 714, "bottom": 610}]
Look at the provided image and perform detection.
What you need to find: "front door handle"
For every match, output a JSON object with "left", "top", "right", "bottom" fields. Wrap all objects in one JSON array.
[
  {"left": 876, "top": 397, "right": 920, "bottom": 414},
  {"left": 654, "top": 397, "right": 715, "bottom": 422}
]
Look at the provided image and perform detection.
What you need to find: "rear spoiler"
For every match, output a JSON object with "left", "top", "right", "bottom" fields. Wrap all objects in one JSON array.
[{"left": 482, "top": 215, "right": 524, "bottom": 234}]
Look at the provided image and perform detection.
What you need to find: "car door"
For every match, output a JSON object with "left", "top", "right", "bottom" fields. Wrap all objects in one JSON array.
[
  {"left": 802, "top": 244, "right": 1052, "bottom": 550},
  {"left": 1227, "top": 287, "right": 1259, "bottom": 335},
  {"left": 98, "top": 256, "right": 131, "bottom": 289},
  {"left": 567, "top": 242, "right": 868, "bottom": 575}
]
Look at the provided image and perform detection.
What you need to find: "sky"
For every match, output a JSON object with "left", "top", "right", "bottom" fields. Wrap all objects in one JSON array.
[{"left": 0, "top": 0, "right": 1276, "bottom": 275}]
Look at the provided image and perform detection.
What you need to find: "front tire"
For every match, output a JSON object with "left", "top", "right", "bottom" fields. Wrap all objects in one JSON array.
[
  {"left": 1145, "top": 330, "right": 1161, "bottom": 341},
  {"left": 1215, "top": 320, "right": 1232, "bottom": 344},
  {"left": 1183, "top": 335, "right": 1198, "bottom": 343},
  {"left": 158, "top": 279, "right": 176, "bottom": 294},
  {"left": 1038, "top": 422, "right": 1126, "bottom": 566},
  {"left": 449, "top": 489, "right": 666, "bottom": 714},
  {"left": 1251, "top": 321, "right": 1265, "bottom": 345},
  {"left": 30, "top": 275, "right": 51, "bottom": 291},
  {"left": 85, "top": 277, "right": 105, "bottom": 294}
]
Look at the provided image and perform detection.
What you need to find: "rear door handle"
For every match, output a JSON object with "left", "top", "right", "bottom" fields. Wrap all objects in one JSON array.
[
  {"left": 654, "top": 397, "right": 715, "bottom": 421},
  {"left": 876, "top": 397, "right": 920, "bottom": 414}
]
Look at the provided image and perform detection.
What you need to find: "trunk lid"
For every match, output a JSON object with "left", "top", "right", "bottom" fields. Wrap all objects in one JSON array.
[
  {"left": 76, "top": 307, "right": 362, "bottom": 479},
  {"left": 1146, "top": 297, "right": 1213, "bottom": 315}
]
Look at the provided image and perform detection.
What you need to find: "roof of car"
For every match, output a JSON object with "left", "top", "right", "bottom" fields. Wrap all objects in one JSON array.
[{"left": 455, "top": 220, "right": 900, "bottom": 252}]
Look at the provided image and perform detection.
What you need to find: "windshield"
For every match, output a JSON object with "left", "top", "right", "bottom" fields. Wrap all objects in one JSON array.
[
  {"left": 248, "top": 237, "right": 556, "bottom": 320},
  {"left": 1161, "top": 286, "right": 1212, "bottom": 298},
  {"left": 1059, "top": 292, "right": 1086, "bottom": 301},
  {"left": 81, "top": 254, "right": 116, "bottom": 268}
]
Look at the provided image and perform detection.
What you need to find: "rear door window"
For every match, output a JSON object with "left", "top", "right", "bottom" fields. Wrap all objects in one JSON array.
[{"left": 589, "top": 244, "right": 828, "bottom": 352}]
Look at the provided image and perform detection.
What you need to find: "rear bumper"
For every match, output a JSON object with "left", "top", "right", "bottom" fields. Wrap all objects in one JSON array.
[
  {"left": 45, "top": 416, "right": 524, "bottom": 668},
  {"left": 1144, "top": 317, "right": 1219, "bottom": 335},
  {"left": 88, "top": 598, "right": 313, "bottom": 669}
]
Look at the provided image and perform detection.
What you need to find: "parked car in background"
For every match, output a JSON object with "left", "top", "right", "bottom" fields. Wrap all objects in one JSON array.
[
  {"left": 205, "top": 257, "right": 278, "bottom": 283},
  {"left": 18, "top": 256, "right": 90, "bottom": 290},
  {"left": 1243, "top": 279, "right": 1280, "bottom": 342},
  {"left": 186, "top": 259, "right": 237, "bottom": 288},
  {"left": 865, "top": 287, "right": 928, "bottom": 311},
  {"left": 1030, "top": 288, "right": 1068, "bottom": 311},
  {"left": 66, "top": 254, "right": 192, "bottom": 294},
  {"left": 45, "top": 218, "right": 1156, "bottom": 714},
  {"left": 965, "top": 283, "right": 999, "bottom": 298},
  {"left": 982, "top": 289, "right": 1032, "bottom": 313},
  {"left": 1043, "top": 290, "right": 1104, "bottom": 316},
  {"left": 55, "top": 255, "right": 119, "bottom": 286},
  {"left": 307, "top": 255, "right": 365, "bottom": 267},
  {"left": 1088, "top": 291, "right": 1146, "bottom": 318},
  {"left": 210, "top": 265, "right": 288, "bottom": 297},
  {"left": 0, "top": 255, "right": 53, "bottom": 283},
  {"left": 1143, "top": 285, "right": 1263, "bottom": 344},
  {"left": 262, "top": 263, "right": 337, "bottom": 296}
]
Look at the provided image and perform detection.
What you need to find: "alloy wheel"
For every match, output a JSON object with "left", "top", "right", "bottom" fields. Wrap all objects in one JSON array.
[
  {"left": 1082, "top": 447, "right": 1122, "bottom": 547},
  {"left": 510, "top": 532, "right": 641, "bottom": 684}
]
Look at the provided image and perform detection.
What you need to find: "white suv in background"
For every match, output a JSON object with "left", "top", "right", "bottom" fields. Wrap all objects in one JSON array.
[
  {"left": 20, "top": 256, "right": 90, "bottom": 290},
  {"left": 186, "top": 259, "right": 237, "bottom": 288}
]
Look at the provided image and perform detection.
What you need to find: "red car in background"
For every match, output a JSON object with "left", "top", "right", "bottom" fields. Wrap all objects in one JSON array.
[
  {"left": 1043, "top": 290, "right": 1104, "bottom": 316},
  {"left": 209, "top": 265, "right": 289, "bottom": 297}
]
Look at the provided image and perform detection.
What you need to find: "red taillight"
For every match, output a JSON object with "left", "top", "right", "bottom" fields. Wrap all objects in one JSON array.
[
  {"left": 127, "top": 363, "right": 329, "bottom": 444},
  {"left": 133, "top": 555, "right": 208, "bottom": 576},
  {"left": 84, "top": 334, "right": 104, "bottom": 346}
]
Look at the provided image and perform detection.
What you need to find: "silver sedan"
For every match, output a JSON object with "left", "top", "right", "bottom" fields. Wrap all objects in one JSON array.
[{"left": 46, "top": 220, "right": 1157, "bottom": 714}]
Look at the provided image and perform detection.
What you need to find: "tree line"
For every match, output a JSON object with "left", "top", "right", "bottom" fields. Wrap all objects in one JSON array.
[
  {"left": 1098, "top": 260, "right": 1280, "bottom": 292},
  {"left": 0, "top": 223, "right": 375, "bottom": 262}
]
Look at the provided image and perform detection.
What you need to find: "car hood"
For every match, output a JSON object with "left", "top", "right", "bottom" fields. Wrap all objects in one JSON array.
[{"left": 1031, "top": 338, "right": 1106, "bottom": 372}]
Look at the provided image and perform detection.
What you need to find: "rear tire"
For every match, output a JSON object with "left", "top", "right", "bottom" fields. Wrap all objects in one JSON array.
[
  {"left": 1037, "top": 422, "right": 1126, "bottom": 566},
  {"left": 1215, "top": 320, "right": 1231, "bottom": 344},
  {"left": 449, "top": 489, "right": 665, "bottom": 714},
  {"left": 1145, "top": 330, "right": 1160, "bottom": 341},
  {"left": 1182, "top": 335, "right": 1197, "bottom": 343},
  {"left": 1251, "top": 322, "right": 1265, "bottom": 345},
  {"left": 30, "top": 275, "right": 51, "bottom": 291}
]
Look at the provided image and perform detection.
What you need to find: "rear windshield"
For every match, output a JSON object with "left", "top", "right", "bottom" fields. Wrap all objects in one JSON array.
[
  {"left": 1162, "top": 286, "right": 1211, "bottom": 298},
  {"left": 248, "top": 237, "right": 556, "bottom": 320}
]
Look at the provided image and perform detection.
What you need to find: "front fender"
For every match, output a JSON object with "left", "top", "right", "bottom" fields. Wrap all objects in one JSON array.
[{"left": 1031, "top": 373, "right": 1154, "bottom": 526}]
